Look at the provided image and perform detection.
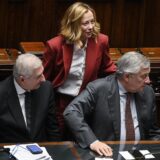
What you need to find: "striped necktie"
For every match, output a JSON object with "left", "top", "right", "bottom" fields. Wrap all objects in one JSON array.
[{"left": 125, "top": 93, "right": 135, "bottom": 140}]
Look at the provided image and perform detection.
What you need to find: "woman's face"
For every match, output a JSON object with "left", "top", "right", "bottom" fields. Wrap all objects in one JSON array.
[{"left": 81, "top": 10, "right": 95, "bottom": 39}]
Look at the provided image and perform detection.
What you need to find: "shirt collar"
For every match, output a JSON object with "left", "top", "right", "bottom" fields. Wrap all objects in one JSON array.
[
  {"left": 14, "top": 78, "right": 26, "bottom": 95},
  {"left": 118, "top": 80, "right": 127, "bottom": 96},
  {"left": 74, "top": 39, "right": 88, "bottom": 51}
]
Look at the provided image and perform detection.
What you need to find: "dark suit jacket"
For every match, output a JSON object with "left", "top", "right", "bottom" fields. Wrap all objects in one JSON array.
[
  {"left": 43, "top": 34, "right": 116, "bottom": 91},
  {"left": 0, "top": 76, "right": 61, "bottom": 143},
  {"left": 64, "top": 74, "right": 160, "bottom": 148}
]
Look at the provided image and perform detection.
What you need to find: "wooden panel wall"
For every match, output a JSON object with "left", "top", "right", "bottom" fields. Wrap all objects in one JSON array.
[{"left": 0, "top": 0, "right": 160, "bottom": 49}]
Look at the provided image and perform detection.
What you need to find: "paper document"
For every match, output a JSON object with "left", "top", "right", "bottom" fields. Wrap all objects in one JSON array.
[
  {"left": 139, "top": 150, "right": 155, "bottom": 159},
  {"left": 4, "top": 143, "right": 53, "bottom": 160},
  {"left": 119, "top": 151, "right": 135, "bottom": 160}
]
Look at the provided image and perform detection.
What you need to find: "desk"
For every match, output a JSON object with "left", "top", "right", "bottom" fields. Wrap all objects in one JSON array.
[
  {"left": 1, "top": 141, "right": 160, "bottom": 160},
  {"left": 0, "top": 49, "right": 18, "bottom": 81},
  {"left": 19, "top": 42, "right": 45, "bottom": 59},
  {"left": 76, "top": 141, "right": 160, "bottom": 160}
]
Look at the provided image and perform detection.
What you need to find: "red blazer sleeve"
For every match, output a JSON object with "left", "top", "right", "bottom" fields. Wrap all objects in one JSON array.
[
  {"left": 42, "top": 36, "right": 72, "bottom": 89},
  {"left": 43, "top": 41, "right": 56, "bottom": 82},
  {"left": 98, "top": 34, "right": 116, "bottom": 77}
]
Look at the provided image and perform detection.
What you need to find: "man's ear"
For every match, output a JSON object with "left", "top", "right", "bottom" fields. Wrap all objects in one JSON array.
[
  {"left": 123, "top": 73, "right": 130, "bottom": 82},
  {"left": 19, "top": 75, "right": 25, "bottom": 82}
]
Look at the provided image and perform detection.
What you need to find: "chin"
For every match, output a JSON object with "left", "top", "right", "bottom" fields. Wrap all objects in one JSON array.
[
  {"left": 36, "top": 85, "right": 40, "bottom": 89},
  {"left": 85, "top": 33, "right": 92, "bottom": 38},
  {"left": 138, "top": 88, "right": 144, "bottom": 92},
  {"left": 33, "top": 85, "right": 40, "bottom": 90},
  {"left": 87, "top": 35, "right": 92, "bottom": 38}
]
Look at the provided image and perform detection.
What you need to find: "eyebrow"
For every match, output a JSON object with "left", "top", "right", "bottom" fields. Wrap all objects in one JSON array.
[{"left": 36, "top": 73, "right": 43, "bottom": 78}]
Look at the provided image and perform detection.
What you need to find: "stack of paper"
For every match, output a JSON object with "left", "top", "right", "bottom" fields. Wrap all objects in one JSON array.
[
  {"left": 119, "top": 150, "right": 155, "bottom": 160},
  {"left": 4, "top": 143, "right": 53, "bottom": 160}
]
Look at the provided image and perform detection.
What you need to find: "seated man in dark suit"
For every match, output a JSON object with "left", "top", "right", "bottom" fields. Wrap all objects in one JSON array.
[
  {"left": 0, "top": 53, "right": 61, "bottom": 142},
  {"left": 64, "top": 51, "right": 160, "bottom": 157}
]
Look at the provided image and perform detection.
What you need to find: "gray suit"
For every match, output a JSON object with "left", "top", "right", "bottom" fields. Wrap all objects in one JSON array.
[{"left": 64, "top": 74, "right": 160, "bottom": 148}]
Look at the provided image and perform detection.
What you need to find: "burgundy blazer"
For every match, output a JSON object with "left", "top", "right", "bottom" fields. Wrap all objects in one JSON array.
[{"left": 43, "top": 33, "right": 116, "bottom": 92}]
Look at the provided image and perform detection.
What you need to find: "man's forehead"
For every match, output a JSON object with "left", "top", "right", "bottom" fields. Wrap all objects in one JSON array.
[
  {"left": 138, "top": 67, "right": 150, "bottom": 74},
  {"left": 32, "top": 66, "right": 43, "bottom": 77}
]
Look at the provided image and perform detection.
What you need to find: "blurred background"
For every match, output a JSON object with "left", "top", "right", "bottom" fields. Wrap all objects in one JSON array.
[{"left": 0, "top": 0, "right": 160, "bottom": 49}]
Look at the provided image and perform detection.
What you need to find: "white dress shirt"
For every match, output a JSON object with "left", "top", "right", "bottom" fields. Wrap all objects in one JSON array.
[
  {"left": 118, "top": 80, "right": 140, "bottom": 141},
  {"left": 14, "top": 79, "right": 27, "bottom": 126},
  {"left": 57, "top": 41, "right": 87, "bottom": 96}
]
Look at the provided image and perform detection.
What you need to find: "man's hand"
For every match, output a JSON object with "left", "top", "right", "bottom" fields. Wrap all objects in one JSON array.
[{"left": 90, "top": 141, "right": 113, "bottom": 157}]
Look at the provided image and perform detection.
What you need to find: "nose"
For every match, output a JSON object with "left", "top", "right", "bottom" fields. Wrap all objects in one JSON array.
[
  {"left": 40, "top": 74, "right": 45, "bottom": 82},
  {"left": 88, "top": 22, "right": 93, "bottom": 29},
  {"left": 144, "top": 76, "right": 151, "bottom": 84}
]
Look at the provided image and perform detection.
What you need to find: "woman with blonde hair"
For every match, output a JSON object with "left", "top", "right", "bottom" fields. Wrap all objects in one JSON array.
[{"left": 43, "top": 2, "right": 116, "bottom": 139}]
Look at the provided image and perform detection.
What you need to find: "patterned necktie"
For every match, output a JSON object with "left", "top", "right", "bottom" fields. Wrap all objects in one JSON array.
[
  {"left": 25, "top": 91, "right": 32, "bottom": 132},
  {"left": 125, "top": 93, "right": 135, "bottom": 140}
]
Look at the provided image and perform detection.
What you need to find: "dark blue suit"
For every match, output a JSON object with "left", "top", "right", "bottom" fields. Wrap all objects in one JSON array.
[{"left": 0, "top": 76, "right": 61, "bottom": 143}]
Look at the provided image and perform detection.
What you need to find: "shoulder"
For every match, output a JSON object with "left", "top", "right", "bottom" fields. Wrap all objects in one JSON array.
[
  {"left": 45, "top": 35, "right": 66, "bottom": 53},
  {"left": 47, "top": 35, "right": 65, "bottom": 46},
  {"left": 34, "top": 81, "right": 54, "bottom": 98},
  {"left": 97, "top": 33, "right": 109, "bottom": 43},
  {"left": 0, "top": 76, "right": 13, "bottom": 95},
  {"left": 87, "top": 74, "right": 116, "bottom": 92},
  {"left": 143, "top": 85, "right": 155, "bottom": 95},
  {"left": 137, "top": 85, "right": 155, "bottom": 103},
  {"left": 0, "top": 76, "right": 12, "bottom": 88},
  {"left": 39, "top": 80, "right": 53, "bottom": 90}
]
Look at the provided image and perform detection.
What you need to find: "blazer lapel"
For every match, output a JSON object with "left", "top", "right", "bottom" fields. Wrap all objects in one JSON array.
[
  {"left": 29, "top": 89, "right": 46, "bottom": 138},
  {"left": 134, "top": 93, "right": 146, "bottom": 139},
  {"left": 7, "top": 77, "right": 26, "bottom": 130},
  {"left": 107, "top": 78, "right": 121, "bottom": 140},
  {"left": 83, "top": 38, "right": 99, "bottom": 83},
  {"left": 62, "top": 43, "right": 73, "bottom": 79},
  {"left": 28, "top": 91, "right": 37, "bottom": 138}
]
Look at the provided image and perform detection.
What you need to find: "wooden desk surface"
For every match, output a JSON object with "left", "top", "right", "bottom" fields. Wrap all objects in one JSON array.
[
  {"left": 119, "top": 48, "right": 140, "bottom": 54},
  {"left": 0, "top": 48, "right": 18, "bottom": 64},
  {"left": 19, "top": 42, "right": 45, "bottom": 56},
  {"left": 140, "top": 47, "right": 160, "bottom": 60},
  {"left": 1, "top": 141, "right": 160, "bottom": 160},
  {"left": 0, "top": 49, "right": 10, "bottom": 60},
  {"left": 109, "top": 48, "right": 121, "bottom": 62}
]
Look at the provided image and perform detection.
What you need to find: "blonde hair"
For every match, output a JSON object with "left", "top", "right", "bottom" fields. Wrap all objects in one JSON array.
[{"left": 60, "top": 2, "right": 100, "bottom": 45}]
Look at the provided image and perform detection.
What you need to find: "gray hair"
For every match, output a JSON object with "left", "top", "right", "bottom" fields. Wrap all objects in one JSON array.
[
  {"left": 13, "top": 53, "right": 42, "bottom": 79},
  {"left": 116, "top": 51, "right": 150, "bottom": 77}
]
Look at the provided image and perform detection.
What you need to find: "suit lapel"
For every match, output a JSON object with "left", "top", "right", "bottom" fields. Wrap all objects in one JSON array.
[
  {"left": 107, "top": 77, "right": 121, "bottom": 140},
  {"left": 7, "top": 77, "right": 26, "bottom": 130},
  {"left": 62, "top": 43, "right": 73, "bottom": 80},
  {"left": 28, "top": 91, "right": 37, "bottom": 138},
  {"left": 29, "top": 89, "right": 44, "bottom": 138},
  {"left": 134, "top": 93, "right": 145, "bottom": 139}
]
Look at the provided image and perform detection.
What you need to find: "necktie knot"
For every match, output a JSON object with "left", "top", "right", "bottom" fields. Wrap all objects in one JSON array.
[
  {"left": 126, "top": 92, "right": 131, "bottom": 104},
  {"left": 25, "top": 91, "right": 31, "bottom": 97}
]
